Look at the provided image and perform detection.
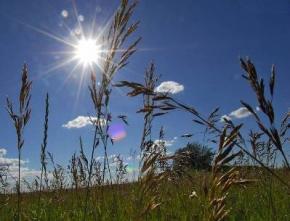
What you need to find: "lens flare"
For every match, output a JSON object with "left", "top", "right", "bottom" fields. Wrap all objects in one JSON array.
[{"left": 108, "top": 123, "right": 126, "bottom": 141}]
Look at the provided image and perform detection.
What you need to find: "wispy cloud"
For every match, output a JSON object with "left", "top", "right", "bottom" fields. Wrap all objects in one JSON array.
[
  {"left": 0, "top": 147, "right": 40, "bottom": 181},
  {"left": 155, "top": 81, "right": 184, "bottom": 94},
  {"left": 154, "top": 138, "right": 176, "bottom": 147},
  {"left": 0, "top": 148, "right": 28, "bottom": 167},
  {"left": 62, "top": 116, "right": 106, "bottom": 129},
  {"left": 221, "top": 107, "right": 255, "bottom": 122},
  {"left": 95, "top": 154, "right": 120, "bottom": 162},
  {"left": 0, "top": 148, "right": 7, "bottom": 158},
  {"left": 220, "top": 115, "right": 232, "bottom": 122},
  {"left": 8, "top": 167, "right": 41, "bottom": 180}
]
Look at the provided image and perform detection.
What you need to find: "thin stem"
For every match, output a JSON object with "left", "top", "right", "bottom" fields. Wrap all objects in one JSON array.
[
  {"left": 101, "top": 131, "right": 112, "bottom": 184},
  {"left": 169, "top": 97, "right": 290, "bottom": 189},
  {"left": 83, "top": 125, "right": 98, "bottom": 221},
  {"left": 17, "top": 147, "right": 21, "bottom": 221}
]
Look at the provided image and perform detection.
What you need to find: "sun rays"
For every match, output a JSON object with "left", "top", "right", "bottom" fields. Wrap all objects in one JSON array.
[
  {"left": 74, "top": 38, "right": 101, "bottom": 67},
  {"left": 13, "top": 0, "right": 145, "bottom": 109},
  {"left": 16, "top": 2, "right": 117, "bottom": 107}
]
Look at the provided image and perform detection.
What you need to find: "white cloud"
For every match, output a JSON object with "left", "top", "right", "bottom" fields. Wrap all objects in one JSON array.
[
  {"left": 126, "top": 156, "right": 133, "bottom": 161},
  {"left": 154, "top": 139, "right": 175, "bottom": 147},
  {"left": 62, "top": 116, "right": 106, "bottom": 129},
  {"left": 0, "top": 148, "right": 40, "bottom": 184},
  {"left": 7, "top": 166, "right": 40, "bottom": 179},
  {"left": 0, "top": 157, "right": 27, "bottom": 167},
  {"left": 0, "top": 148, "right": 28, "bottom": 167},
  {"left": 220, "top": 115, "right": 232, "bottom": 122},
  {"left": 230, "top": 107, "right": 252, "bottom": 119},
  {"left": 95, "top": 154, "right": 119, "bottom": 162},
  {"left": 155, "top": 81, "right": 184, "bottom": 94},
  {"left": 0, "top": 148, "right": 7, "bottom": 158},
  {"left": 109, "top": 154, "right": 117, "bottom": 161},
  {"left": 95, "top": 156, "right": 104, "bottom": 161},
  {"left": 221, "top": 107, "right": 255, "bottom": 122},
  {"left": 96, "top": 154, "right": 139, "bottom": 164}
]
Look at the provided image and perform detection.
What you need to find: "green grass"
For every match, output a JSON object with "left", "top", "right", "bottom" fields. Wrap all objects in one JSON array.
[{"left": 1, "top": 171, "right": 289, "bottom": 221}]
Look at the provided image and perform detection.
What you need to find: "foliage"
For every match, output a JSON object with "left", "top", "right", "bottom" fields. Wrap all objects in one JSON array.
[{"left": 173, "top": 142, "right": 214, "bottom": 173}]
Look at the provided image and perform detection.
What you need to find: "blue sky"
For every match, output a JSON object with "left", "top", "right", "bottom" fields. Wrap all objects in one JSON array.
[{"left": 0, "top": 0, "right": 290, "bottom": 178}]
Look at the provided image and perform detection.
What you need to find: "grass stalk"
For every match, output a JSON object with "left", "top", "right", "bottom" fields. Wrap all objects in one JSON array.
[{"left": 6, "top": 64, "right": 32, "bottom": 220}]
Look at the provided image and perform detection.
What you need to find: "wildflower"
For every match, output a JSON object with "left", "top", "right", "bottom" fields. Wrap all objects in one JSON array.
[{"left": 189, "top": 190, "right": 198, "bottom": 198}]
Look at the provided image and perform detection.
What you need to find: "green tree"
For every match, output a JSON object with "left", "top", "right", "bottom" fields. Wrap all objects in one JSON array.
[{"left": 173, "top": 142, "right": 214, "bottom": 174}]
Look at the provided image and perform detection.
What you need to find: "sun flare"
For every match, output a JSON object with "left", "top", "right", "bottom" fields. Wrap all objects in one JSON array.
[{"left": 74, "top": 38, "right": 101, "bottom": 66}]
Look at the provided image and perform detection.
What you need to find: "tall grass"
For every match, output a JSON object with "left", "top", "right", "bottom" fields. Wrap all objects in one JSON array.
[
  {"left": 0, "top": 0, "right": 290, "bottom": 220},
  {"left": 37, "top": 93, "right": 49, "bottom": 217},
  {"left": 6, "top": 64, "right": 32, "bottom": 220},
  {"left": 83, "top": 0, "right": 141, "bottom": 219}
]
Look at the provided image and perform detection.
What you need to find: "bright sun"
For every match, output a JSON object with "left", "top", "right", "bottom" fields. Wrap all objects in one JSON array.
[{"left": 75, "top": 38, "right": 101, "bottom": 66}]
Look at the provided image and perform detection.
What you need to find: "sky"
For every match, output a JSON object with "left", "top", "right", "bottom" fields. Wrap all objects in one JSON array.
[{"left": 0, "top": 0, "right": 290, "bottom": 179}]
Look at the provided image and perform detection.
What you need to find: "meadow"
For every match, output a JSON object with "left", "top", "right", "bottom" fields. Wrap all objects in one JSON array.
[
  {"left": 0, "top": 0, "right": 290, "bottom": 220},
  {"left": 1, "top": 170, "right": 289, "bottom": 221}
]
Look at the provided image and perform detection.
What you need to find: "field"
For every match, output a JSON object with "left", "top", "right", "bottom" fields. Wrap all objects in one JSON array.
[
  {"left": 1, "top": 170, "right": 289, "bottom": 221},
  {"left": 1, "top": 0, "right": 290, "bottom": 220}
]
